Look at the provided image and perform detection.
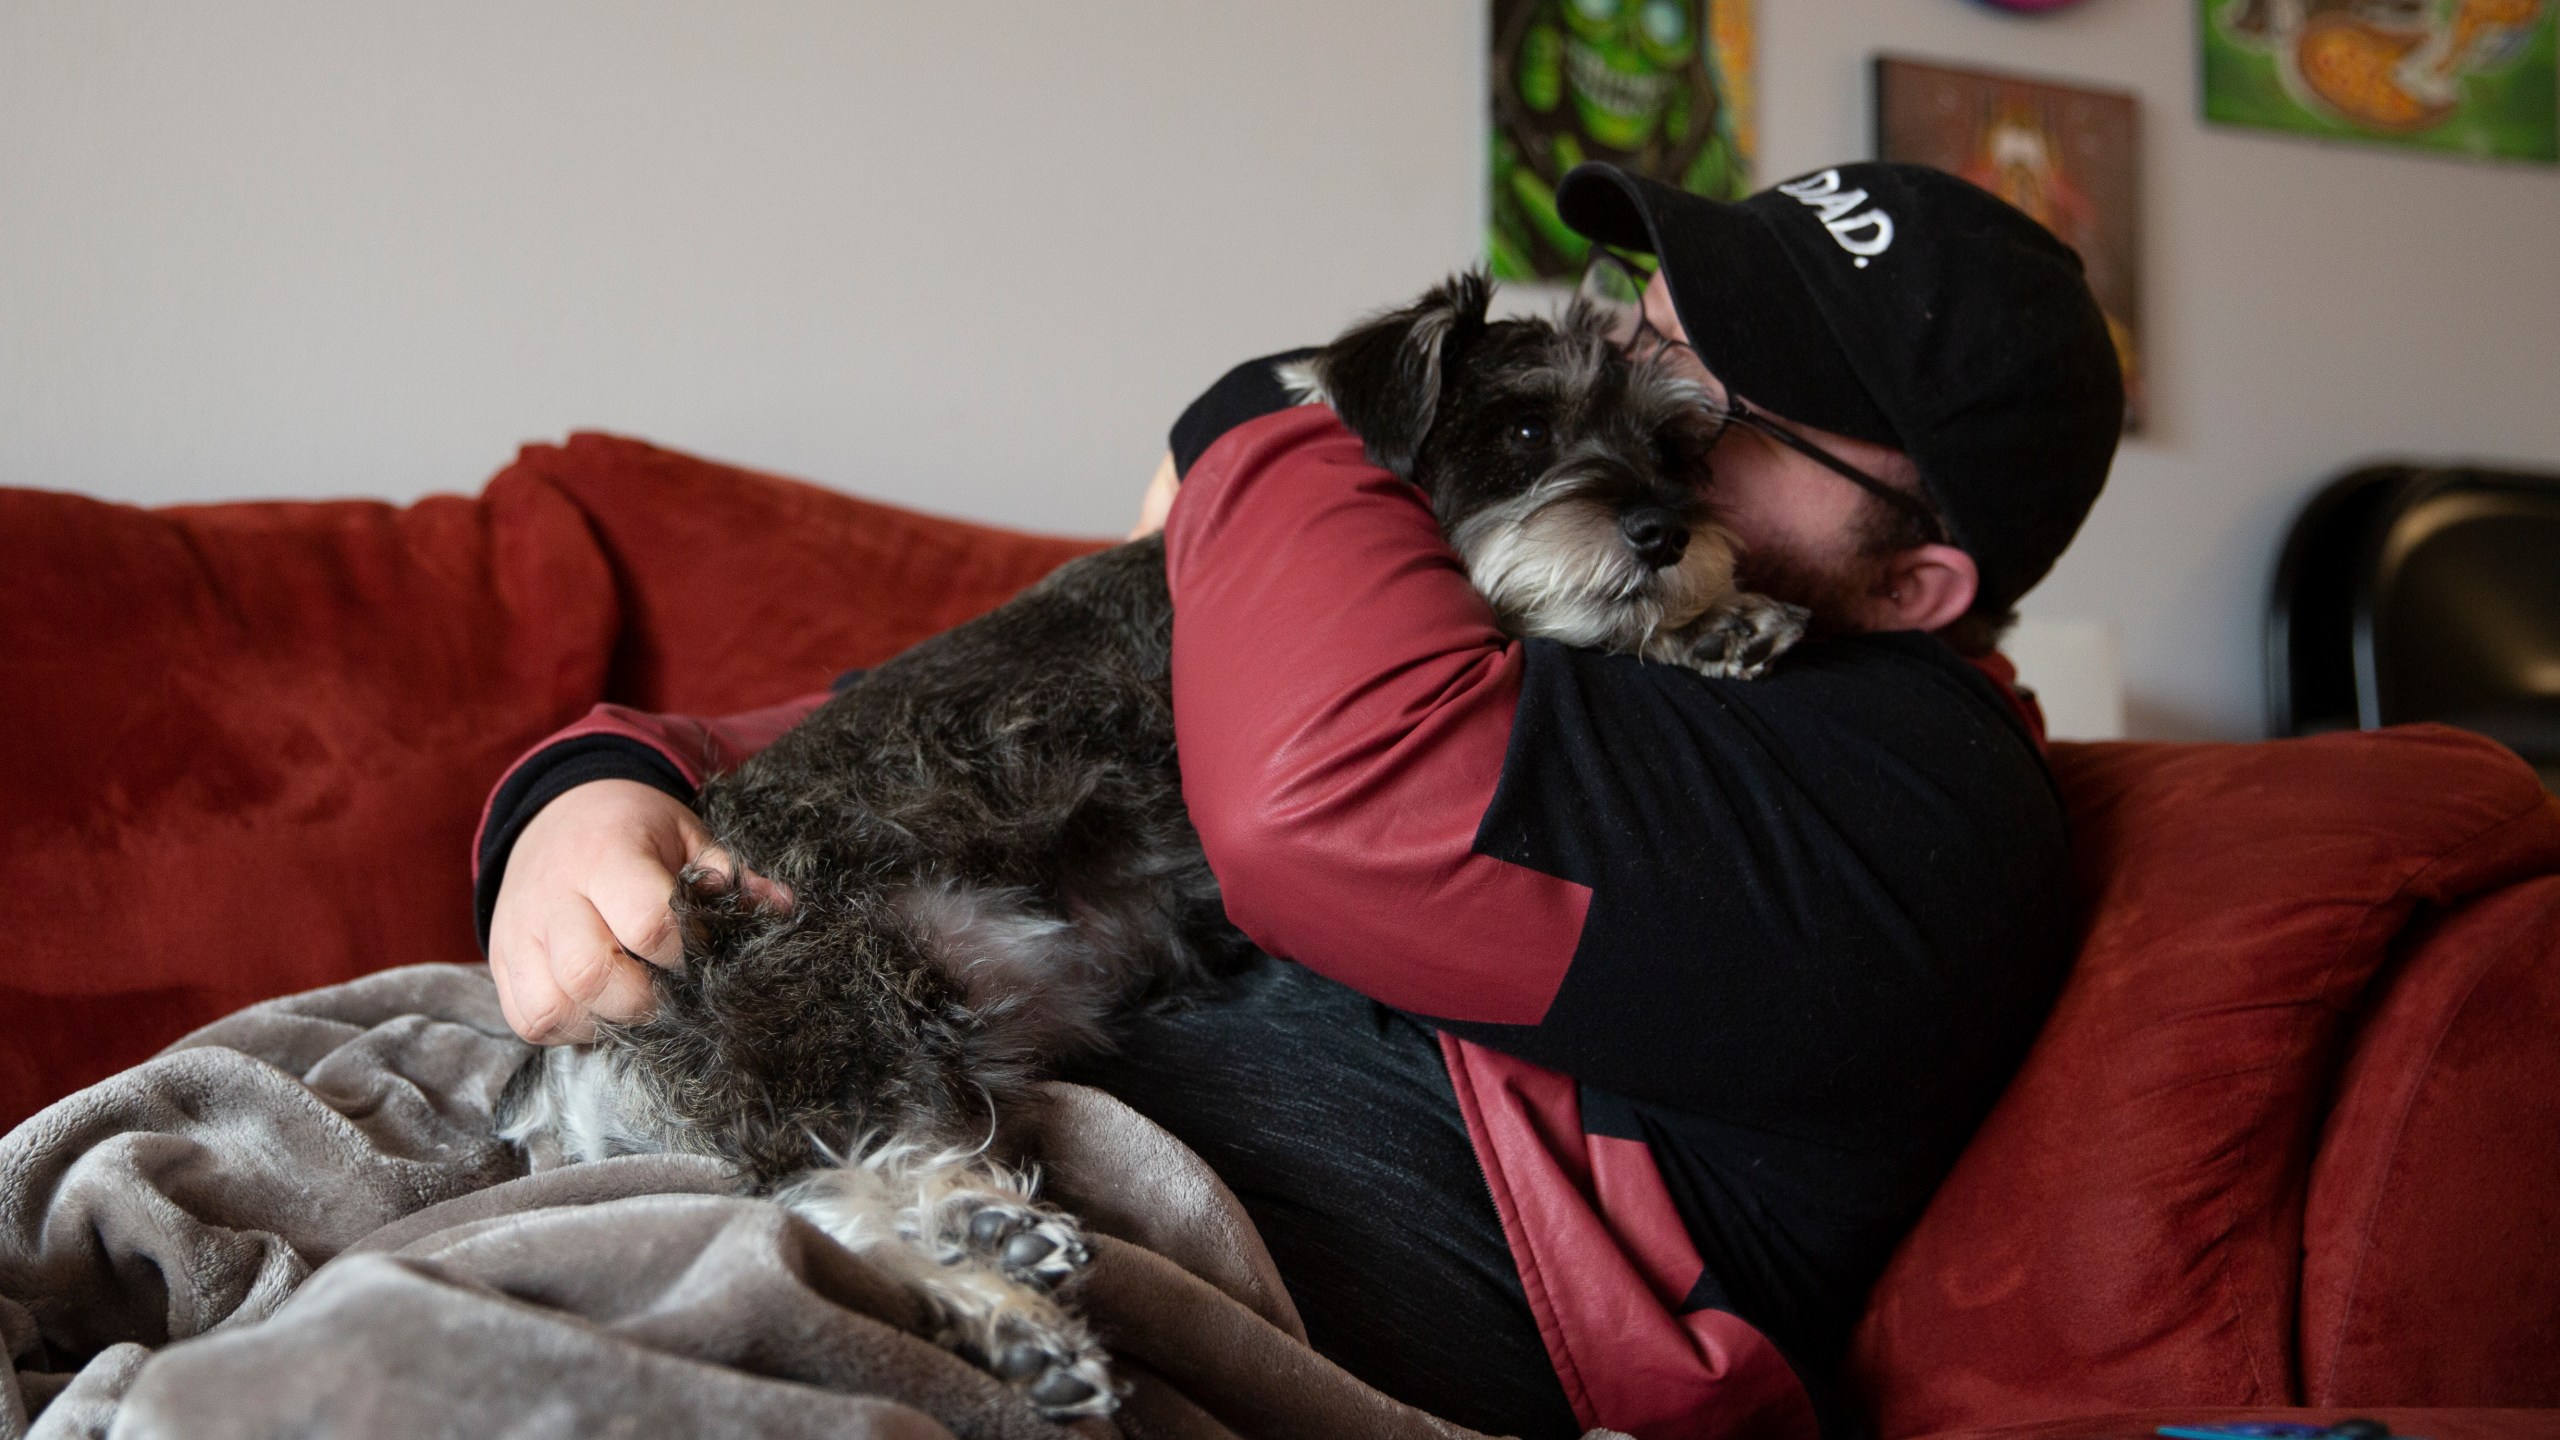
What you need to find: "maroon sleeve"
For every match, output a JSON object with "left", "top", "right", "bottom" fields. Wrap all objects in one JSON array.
[
  {"left": 1163, "top": 407, "right": 1591, "bottom": 1027},
  {"left": 470, "top": 692, "right": 827, "bottom": 948}
]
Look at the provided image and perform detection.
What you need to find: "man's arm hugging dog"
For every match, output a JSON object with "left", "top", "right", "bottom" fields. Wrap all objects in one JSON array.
[{"left": 482, "top": 161, "right": 2123, "bottom": 1437}]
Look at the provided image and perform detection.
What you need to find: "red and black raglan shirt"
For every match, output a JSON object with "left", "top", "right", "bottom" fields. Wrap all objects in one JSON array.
[{"left": 473, "top": 367, "right": 2074, "bottom": 1440}]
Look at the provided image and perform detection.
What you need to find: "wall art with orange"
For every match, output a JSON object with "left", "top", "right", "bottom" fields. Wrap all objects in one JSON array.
[{"left": 2203, "top": 0, "right": 2555, "bottom": 162}]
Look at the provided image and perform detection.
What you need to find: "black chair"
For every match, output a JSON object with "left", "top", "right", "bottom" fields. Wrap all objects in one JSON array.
[{"left": 2269, "top": 464, "right": 2560, "bottom": 790}]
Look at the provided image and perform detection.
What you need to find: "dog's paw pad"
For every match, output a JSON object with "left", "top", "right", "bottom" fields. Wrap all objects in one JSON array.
[
  {"left": 992, "top": 1341, "right": 1052, "bottom": 1381},
  {"left": 979, "top": 1328, "right": 1116, "bottom": 1420},
  {"left": 1030, "top": 1367, "right": 1101, "bottom": 1409},
  {"left": 1002, "top": 1230, "right": 1066, "bottom": 1272},
  {"left": 951, "top": 1201, "right": 1089, "bottom": 1288}
]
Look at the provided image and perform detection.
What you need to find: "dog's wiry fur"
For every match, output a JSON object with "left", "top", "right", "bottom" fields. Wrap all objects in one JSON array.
[{"left": 497, "top": 272, "right": 1806, "bottom": 1418}]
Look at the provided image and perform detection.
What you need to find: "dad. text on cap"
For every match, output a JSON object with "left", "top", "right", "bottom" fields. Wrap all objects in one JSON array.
[{"left": 1777, "top": 171, "right": 1895, "bottom": 268}]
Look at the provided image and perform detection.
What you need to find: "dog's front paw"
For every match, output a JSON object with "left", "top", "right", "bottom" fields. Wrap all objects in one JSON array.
[{"left": 1680, "top": 594, "right": 1809, "bottom": 680}]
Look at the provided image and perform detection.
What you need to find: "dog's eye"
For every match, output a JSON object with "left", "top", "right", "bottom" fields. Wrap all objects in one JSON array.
[{"left": 1510, "top": 418, "right": 1551, "bottom": 448}]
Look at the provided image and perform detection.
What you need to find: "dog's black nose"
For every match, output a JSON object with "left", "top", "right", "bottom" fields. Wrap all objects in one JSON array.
[{"left": 1619, "top": 508, "right": 1689, "bottom": 569}]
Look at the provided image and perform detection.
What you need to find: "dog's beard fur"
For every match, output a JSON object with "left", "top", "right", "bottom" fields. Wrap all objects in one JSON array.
[{"left": 1449, "top": 475, "right": 1743, "bottom": 650}]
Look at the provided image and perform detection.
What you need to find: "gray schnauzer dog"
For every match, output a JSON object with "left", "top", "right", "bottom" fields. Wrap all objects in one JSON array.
[{"left": 496, "top": 271, "right": 1805, "bottom": 1419}]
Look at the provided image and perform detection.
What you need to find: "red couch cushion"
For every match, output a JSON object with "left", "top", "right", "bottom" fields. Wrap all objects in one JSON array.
[
  {"left": 493, "top": 433, "right": 1107, "bottom": 715},
  {"left": 1852, "top": 729, "right": 2560, "bottom": 1437},
  {"left": 2301, "top": 871, "right": 2560, "bottom": 1406},
  {"left": 0, "top": 475, "right": 617, "bottom": 1131}
]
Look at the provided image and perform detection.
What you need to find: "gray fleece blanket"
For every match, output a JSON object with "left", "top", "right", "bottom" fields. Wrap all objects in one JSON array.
[{"left": 1, "top": 965, "right": 1613, "bottom": 1440}]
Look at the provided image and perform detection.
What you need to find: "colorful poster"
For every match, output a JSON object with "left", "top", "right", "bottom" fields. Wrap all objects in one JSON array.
[
  {"left": 1874, "top": 57, "right": 2146, "bottom": 431},
  {"left": 2202, "top": 0, "right": 2557, "bottom": 162},
  {"left": 1489, "top": 0, "right": 1755, "bottom": 281}
]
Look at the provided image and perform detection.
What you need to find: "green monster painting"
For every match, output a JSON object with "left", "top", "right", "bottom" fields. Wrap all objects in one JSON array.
[{"left": 1490, "top": 0, "right": 1755, "bottom": 281}]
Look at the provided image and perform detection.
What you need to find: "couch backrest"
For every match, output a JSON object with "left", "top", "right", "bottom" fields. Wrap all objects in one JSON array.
[
  {"left": 0, "top": 474, "right": 618, "bottom": 1125},
  {"left": 0, "top": 434, "right": 1101, "bottom": 1131},
  {"left": 496, "top": 433, "right": 1106, "bottom": 715}
]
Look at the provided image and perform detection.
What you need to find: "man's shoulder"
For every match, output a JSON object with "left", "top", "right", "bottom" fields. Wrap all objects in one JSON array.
[
  {"left": 1517, "top": 629, "right": 2051, "bottom": 790},
  {"left": 1489, "top": 631, "right": 2069, "bottom": 911},
  {"left": 1735, "top": 628, "right": 2026, "bottom": 711}
]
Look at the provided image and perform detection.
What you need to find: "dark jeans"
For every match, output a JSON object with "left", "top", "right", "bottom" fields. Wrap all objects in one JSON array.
[{"left": 1063, "top": 954, "right": 1582, "bottom": 1440}]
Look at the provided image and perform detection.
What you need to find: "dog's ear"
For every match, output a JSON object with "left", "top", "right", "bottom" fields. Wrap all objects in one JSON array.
[{"left": 1310, "top": 271, "right": 1492, "bottom": 480}]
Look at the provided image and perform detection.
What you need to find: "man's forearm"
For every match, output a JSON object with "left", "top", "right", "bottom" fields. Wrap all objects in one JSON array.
[{"left": 1165, "top": 408, "right": 1589, "bottom": 1027}]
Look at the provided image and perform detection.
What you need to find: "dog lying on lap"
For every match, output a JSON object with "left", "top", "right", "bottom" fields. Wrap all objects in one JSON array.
[{"left": 497, "top": 270, "right": 1806, "bottom": 1418}]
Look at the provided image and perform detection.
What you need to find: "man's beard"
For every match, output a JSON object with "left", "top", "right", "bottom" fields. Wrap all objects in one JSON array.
[{"left": 1735, "top": 537, "right": 1891, "bottom": 639}]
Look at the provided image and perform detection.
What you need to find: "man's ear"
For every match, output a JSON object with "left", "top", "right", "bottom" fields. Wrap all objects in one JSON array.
[
  {"left": 1308, "top": 271, "right": 1492, "bottom": 479},
  {"left": 1872, "top": 543, "right": 1979, "bottom": 635}
]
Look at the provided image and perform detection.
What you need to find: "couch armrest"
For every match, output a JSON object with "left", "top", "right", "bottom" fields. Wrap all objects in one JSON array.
[{"left": 2302, "top": 867, "right": 2560, "bottom": 1406}]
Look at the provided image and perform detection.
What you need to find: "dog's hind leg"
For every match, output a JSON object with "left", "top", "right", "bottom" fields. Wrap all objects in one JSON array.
[{"left": 780, "top": 1143, "right": 1117, "bottom": 1419}]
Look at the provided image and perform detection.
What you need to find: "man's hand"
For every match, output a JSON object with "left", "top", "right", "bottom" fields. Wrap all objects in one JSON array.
[
  {"left": 1129, "top": 451, "right": 1179, "bottom": 539},
  {"left": 487, "top": 779, "right": 779, "bottom": 1044}
]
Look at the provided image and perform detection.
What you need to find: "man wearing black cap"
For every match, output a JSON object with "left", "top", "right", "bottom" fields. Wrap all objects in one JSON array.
[{"left": 479, "top": 162, "right": 2123, "bottom": 1440}]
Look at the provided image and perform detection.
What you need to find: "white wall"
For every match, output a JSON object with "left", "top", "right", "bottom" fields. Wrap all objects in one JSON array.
[{"left": 5, "top": 1, "right": 2556, "bottom": 739}]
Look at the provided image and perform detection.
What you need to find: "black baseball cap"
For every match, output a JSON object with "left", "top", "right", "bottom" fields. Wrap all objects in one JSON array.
[{"left": 1555, "top": 160, "right": 2124, "bottom": 617}]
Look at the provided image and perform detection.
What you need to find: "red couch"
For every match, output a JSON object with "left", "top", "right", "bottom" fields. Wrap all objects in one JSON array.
[{"left": 6, "top": 434, "right": 2556, "bottom": 1440}]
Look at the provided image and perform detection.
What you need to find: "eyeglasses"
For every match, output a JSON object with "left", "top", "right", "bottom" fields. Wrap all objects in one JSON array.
[{"left": 1577, "top": 251, "right": 1949, "bottom": 547}]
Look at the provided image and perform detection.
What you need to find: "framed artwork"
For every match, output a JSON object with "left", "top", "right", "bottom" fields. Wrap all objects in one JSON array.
[
  {"left": 1489, "top": 0, "right": 1755, "bottom": 281},
  {"left": 2201, "top": 0, "right": 2556, "bottom": 162},
  {"left": 1874, "top": 56, "right": 2146, "bottom": 431}
]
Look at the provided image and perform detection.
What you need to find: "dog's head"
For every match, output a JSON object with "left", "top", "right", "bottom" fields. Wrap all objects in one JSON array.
[{"left": 1289, "top": 272, "right": 1746, "bottom": 653}]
